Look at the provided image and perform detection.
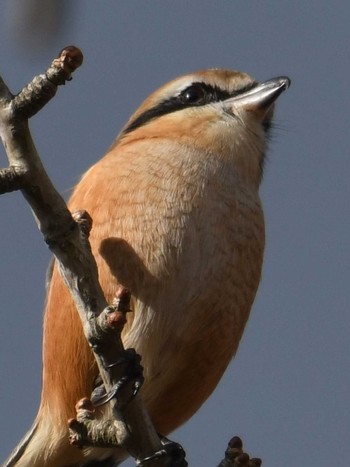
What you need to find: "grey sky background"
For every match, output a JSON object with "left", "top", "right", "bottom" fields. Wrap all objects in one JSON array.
[{"left": 0, "top": 1, "right": 349, "bottom": 466}]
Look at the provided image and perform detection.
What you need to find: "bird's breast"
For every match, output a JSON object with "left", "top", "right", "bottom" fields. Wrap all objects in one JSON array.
[{"left": 69, "top": 139, "right": 265, "bottom": 431}]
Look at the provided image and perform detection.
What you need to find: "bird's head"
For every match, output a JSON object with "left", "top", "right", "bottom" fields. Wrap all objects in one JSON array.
[{"left": 117, "top": 69, "right": 290, "bottom": 186}]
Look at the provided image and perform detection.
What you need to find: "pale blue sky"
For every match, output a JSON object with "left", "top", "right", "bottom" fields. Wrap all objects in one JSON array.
[{"left": 0, "top": 2, "right": 349, "bottom": 465}]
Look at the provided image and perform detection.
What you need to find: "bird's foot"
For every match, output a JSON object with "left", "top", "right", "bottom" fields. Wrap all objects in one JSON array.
[{"left": 91, "top": 348, "right": 144, "bottom": 408}]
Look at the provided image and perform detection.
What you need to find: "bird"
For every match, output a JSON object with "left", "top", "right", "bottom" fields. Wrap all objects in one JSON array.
[{"left": 5, "top": 68, "right": 290, "bottom": 466}]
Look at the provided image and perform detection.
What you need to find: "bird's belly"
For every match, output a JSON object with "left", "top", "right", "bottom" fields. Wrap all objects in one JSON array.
[
  {"left": 93, "top": 169, "right": 265, "bottom": 434},
  {"left": 117, "top": 229, "right": 263, "bottom": 434}
]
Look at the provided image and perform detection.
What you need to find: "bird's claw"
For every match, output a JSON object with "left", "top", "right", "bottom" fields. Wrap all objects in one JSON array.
[{"left": 91, "top": 348, "right": 144, "bottom": 407}]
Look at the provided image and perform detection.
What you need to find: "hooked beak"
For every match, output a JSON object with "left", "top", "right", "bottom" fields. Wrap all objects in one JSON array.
[{"left": 225, "top": 76, "right": 291, "bottom": 117}]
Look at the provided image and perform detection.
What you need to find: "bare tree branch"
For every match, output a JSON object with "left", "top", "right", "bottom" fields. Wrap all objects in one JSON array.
[
  {"left": 218, "top": 437, "right": 262, "bottom": 467},
  {"left": 0, "top": 46, "right": 183, "bottom": 466}
]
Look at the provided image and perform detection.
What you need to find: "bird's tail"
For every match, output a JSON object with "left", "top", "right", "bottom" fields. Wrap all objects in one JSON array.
[
  {"left": 3, "top": 413, "right": 73, "bottom": 467},
  {"left": 3, "top": 411, "right": 123, "bottom": 466},
  {"left": 4, "top": 420, "right": 39, "bottom": 466}
]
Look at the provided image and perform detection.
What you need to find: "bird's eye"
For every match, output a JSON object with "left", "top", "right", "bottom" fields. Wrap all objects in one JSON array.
[{"left": 179, "top": 84, "right": 206, "bottom": 104}]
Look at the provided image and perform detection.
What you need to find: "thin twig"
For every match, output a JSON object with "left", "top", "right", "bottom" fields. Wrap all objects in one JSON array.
[{"left": 0, "top": 46, "right": 168, "bottom": 465}]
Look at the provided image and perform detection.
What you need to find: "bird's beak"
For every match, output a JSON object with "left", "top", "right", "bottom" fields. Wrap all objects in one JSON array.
[{"left": 225, "top": 76, "right": 290, "bottom": 117}]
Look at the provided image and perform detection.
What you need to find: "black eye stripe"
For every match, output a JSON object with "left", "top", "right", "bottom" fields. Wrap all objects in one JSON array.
[
  {"left": 122, "top": 81, "right": 257, "bottom": 135},
  {"left": 179, "top": 83, "right": 232, "bottom": 103}
]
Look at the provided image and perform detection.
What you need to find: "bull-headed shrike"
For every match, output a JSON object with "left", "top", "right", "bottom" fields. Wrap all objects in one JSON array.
[{"left": 6, "top": 69, "right": 290, "bottom": 466}]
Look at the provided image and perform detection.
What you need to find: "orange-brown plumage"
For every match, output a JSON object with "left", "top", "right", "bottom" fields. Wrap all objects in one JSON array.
[{"left": 6, "top": 69, "right": 289, "bottom": 466}]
